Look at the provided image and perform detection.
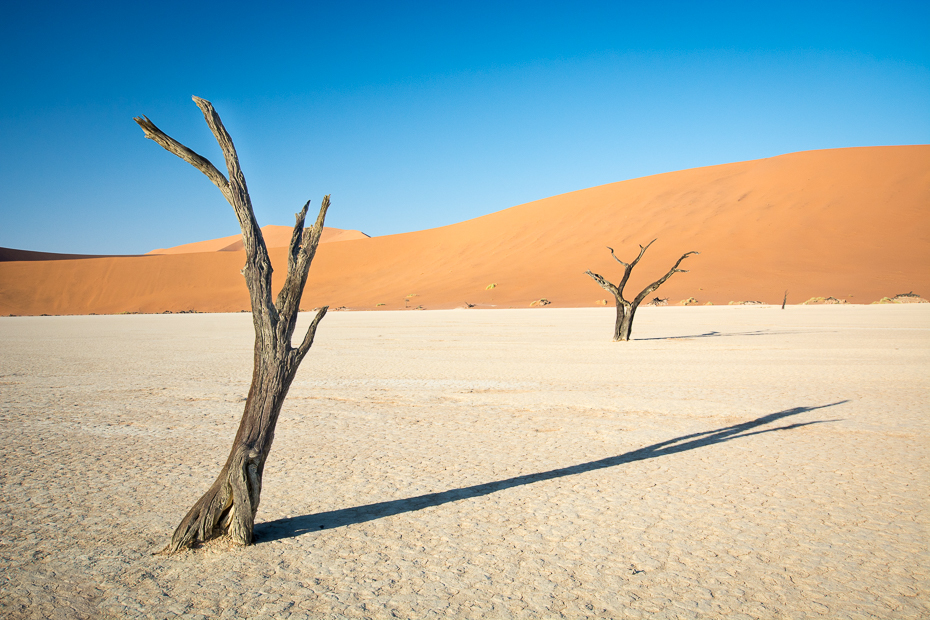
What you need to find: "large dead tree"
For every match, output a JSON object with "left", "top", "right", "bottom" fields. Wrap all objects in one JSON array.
[
  {"left": 135, "top": 97, "right": 330, "bottom": 552},
  {"left": 585, "top": 240, "right": 697, "bottom": 341}
]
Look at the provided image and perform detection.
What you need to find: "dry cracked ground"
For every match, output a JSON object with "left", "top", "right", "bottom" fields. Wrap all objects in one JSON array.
[{"left": 0, "top": 306, "right": 927, "bottom": 619}]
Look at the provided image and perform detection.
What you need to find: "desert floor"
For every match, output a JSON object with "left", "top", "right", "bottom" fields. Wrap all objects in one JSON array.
[{"left": 0, "top": 306, "right": 927, "bottom": 619}]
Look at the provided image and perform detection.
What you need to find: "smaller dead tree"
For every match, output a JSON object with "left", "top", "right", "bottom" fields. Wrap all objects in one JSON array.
[{"left": 585, "top": 240, "right": 698, "bottom": 341}]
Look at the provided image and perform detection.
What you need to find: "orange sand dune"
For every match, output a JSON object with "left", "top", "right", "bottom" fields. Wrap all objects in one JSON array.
[
  {"left": 147, "top": 225, "right": 369, "bottom": 254},
  {"left": 1, "top": 146, "right": 927, "bottom": 315}
]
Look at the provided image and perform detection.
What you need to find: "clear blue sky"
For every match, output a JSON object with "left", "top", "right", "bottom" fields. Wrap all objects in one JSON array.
[{"left": 1, "top": 1, "right": 927, "bottom": 254}]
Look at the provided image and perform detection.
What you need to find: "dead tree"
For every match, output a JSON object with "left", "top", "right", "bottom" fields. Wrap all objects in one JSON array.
[
  {"left": 135, "top": 97, "right": 330, "bottom": 552},
  {"left": 585, "top": 240, "right": 697, "bottom": 341}
]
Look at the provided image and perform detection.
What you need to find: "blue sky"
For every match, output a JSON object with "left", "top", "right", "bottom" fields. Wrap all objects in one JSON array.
[{"left": 1, "top": 1, "right": 927, "bottom": 254}]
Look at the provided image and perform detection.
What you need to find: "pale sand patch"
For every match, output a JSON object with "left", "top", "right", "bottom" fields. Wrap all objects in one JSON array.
[{"left": 0, "top": 306, "right": 927, "bottom": 619}]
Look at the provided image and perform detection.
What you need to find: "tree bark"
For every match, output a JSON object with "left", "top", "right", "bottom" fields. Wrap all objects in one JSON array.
[
  {"left": 135, "top": 97, "right": 330, "bottom": 552},
  {"left": 586, "top": 240, "right": 697, "bottom": 341},
  {"left": 614, "top": 298, "right": 632, "bottom": 342}
]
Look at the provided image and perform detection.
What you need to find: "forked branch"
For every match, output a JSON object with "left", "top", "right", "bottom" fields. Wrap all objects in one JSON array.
[
  {"left": 276, "top": 195, "right": 331, "bottom": 317},
  {"left": 617, "top": 239, "right": 656, "bottom": 293},
  {"left": 135, "top": 98, "right": 276, "bottom": 322},
  {"left": 135, "top": 97, "right": 266, "bottom": 268},
  {"left": 133, "top": 115, "right": 230, "bottom": 199},
  {"left": 632, "top": 251, "right": 699, "bottom": 308}
]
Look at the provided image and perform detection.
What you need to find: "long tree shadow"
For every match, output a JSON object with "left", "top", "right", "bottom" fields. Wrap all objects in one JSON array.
[
  {"left": 636, "top": 329, "right": 827, "bottom": 340},
  {"left": 256, "top": 401, "right": 847, "bottom": 543}
]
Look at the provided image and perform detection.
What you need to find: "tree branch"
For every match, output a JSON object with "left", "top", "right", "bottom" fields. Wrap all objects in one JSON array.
[
  {"left": 288, "top": 201, "right": 311, "bottom": 270},
  {"left": 632, "top": 251, "right": 699, "bottom": 308},
  {"left": 132, "top": 115, "right": 230, "bottom": 200},
  {"left": 276, "top": 201, "right": 310, "bottom": 318},
  {"left": 630, "top": 239, "right": 656, "bottom": 271},
  {"left": 584, "top": 270, "right": 621, "bottom": 299},
  {"left": 190, "top": 96, "right": 265, "bottom": 264},
  {"left": 275, "top": 195, "right": 331, "bottom": 320},
  {"left": 294, "top": 306, "right": 329, "bottom": 365},
  {"left": 135, "top": 97, "right": 276, "bottom": 324},
  {"left": 300, "top": 194, "right": 330, "bottom": 271},
  {"left": 617, "top": 239, "right": 656, "bottom": 293},
  {"left": 607, "top": 247, "right": 629, "bottom": 268}
]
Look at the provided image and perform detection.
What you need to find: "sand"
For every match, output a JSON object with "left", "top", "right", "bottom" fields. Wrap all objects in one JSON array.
[
  {"left": 1, "top": 145, "right": 928, "bottom": 316},
  {"left": 146, "top": 226, "right": 370, "bottom": 255},
  {"left": 1, "top": 305, "right": 927, "bottom": 618}
]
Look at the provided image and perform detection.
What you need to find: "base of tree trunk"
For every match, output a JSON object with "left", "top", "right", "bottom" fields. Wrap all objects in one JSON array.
[
  {"left": 166, "top": 444, "right": 264, "bottom": 553},
  {"left": 613, "top": 303, "right": 634, "bottom": 341}
]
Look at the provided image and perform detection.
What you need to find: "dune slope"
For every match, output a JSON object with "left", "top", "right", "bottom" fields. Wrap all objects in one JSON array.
[
  {"left": 0, "top": 145, "right": 927, "bottom": 315},
  {"left": 146, "top": 225, "right": 369, "bottom": 255}
]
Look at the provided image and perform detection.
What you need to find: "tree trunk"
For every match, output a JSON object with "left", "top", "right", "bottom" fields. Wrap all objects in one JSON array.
[
  {"left": 135, "top": 97, "right": 330, "bottom": 552},
  {"left": 613, "top": 299, "right": 634, "bottom": 342}
]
